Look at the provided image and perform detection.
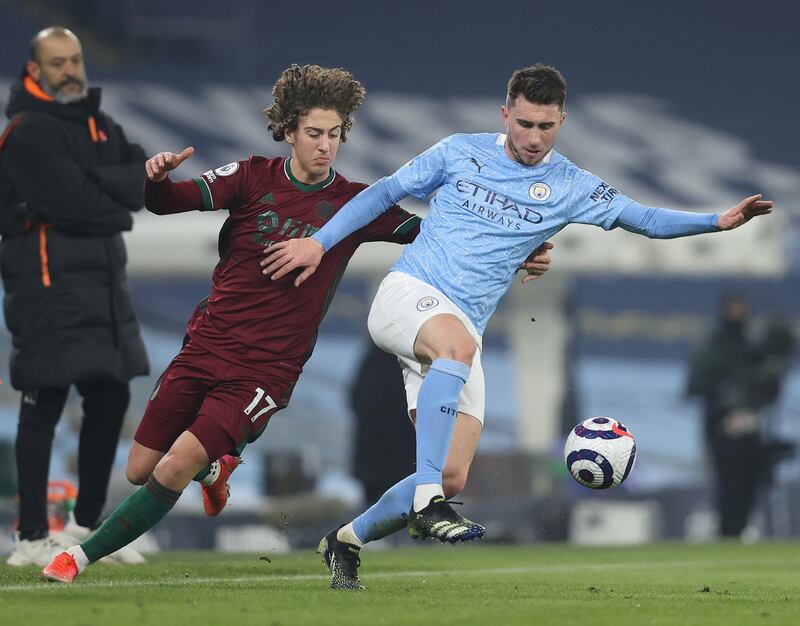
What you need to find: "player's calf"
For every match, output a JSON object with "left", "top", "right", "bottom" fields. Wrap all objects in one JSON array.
[
  {"left": 59, "top": 514, "right": 146, "bottom": 565},
  {"left": 442, "top": 468, "right": 468, "bottom": 498}
]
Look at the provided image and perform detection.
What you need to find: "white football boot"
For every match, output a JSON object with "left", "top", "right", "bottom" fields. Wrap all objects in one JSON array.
[{"left": 6, "top": 533, "right": 72, "bottom": 567}]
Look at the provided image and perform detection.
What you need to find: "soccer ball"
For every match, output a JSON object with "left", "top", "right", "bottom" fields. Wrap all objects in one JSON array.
[{"left": 564, "top": 417, "right": 636, "bottom": 489}]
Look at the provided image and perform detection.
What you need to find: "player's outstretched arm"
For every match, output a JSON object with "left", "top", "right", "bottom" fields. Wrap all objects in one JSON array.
[
  {"left": 519, "top": 241, "right": 553, "bottom": 284},
  {"left": 716, "top": 194, "right": 773, "bottom": 230},
  {"left": 260, "top": 176, "right": 410, "bottom": 287},
  {"left": 614, "top": 195, "right": 773, "bottom": 239},
  {"left": 261, "top": 237, "right": 325, "bottom": 287},
  {"left": 145, "top": 146, "right": 194, "bottom": 182}
]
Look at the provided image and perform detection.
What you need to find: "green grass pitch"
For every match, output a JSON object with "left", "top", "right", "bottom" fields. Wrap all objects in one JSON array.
[{"left": 2, "top": 541, "right": 799, "bottom": 625}]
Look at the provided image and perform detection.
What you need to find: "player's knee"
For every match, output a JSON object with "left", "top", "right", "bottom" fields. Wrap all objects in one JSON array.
[
  {"left": 153, "top": 448, "right": 208, "bottom": 491},
  {"left": 126, "top": 449, "right": 159, "bottom": 485},
  {"left": 440, "top": 340, "right": 476, "bottom": 366},
  {"left": 152, "top": 453, "right": 194, "bottom": 491},
  {"left": 125, "top": 464, "right": 150, "bottom": 486}
]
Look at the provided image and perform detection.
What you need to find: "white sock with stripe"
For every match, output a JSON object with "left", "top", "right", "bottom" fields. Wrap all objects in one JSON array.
[{"left": 66, "top": 545, "right": 90, "bottom": 572}]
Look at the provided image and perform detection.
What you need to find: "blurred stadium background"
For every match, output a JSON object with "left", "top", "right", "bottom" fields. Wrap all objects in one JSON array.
[{"left": 0, "top": 0, "right": 798, "bottom": 553}]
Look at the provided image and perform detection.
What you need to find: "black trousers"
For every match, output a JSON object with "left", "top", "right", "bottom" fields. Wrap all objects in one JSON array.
[
  {"left": 15, "top": 380, "right": 130, "bottom": 540},
  {"left": 712, "top": 435, "right": 761, "bottom": 538}
]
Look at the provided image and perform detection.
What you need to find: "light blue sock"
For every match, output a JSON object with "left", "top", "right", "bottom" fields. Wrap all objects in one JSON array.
[
  {"left": 415, "top": 358, "right": 471, "bottom": 486},
  {"left": 352, "top": 474, "right": 416, "bottom": 543}
]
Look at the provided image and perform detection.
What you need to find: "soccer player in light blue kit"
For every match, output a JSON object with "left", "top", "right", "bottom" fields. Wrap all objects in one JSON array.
[{"left": 262, "top": 65, "right": 773, "bottom": 589}]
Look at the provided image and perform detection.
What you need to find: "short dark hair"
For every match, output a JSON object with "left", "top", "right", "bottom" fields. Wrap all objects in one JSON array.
[
  {"left": 265, "top": 64, "right": 366, "bottom": 142},
  {"left": 506, "top": 64, "right": 567, "bottom": 111}
]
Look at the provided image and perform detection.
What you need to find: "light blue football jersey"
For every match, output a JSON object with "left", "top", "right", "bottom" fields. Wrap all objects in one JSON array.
[{"left": 391, "top": 132, "right": 634, "bottom": 334}]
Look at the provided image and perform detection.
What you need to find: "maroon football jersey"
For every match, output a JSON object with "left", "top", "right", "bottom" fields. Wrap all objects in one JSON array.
[{"left": 146, "top": 156, "right": 420, "bottom": 378}]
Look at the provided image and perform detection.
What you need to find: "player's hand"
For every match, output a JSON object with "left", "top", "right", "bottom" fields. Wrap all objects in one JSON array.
[
  {"left": 145, "top": 147, "right": 195, "bottom": 182},
  {"left": 716, "top": 194, "right": 773, "bottom": 230},
  {"left": 519, "top": 241, "right": 553, "bottom": 284},
  {"left": 261, "top": 237, "right": 325, "bottom": 287}
]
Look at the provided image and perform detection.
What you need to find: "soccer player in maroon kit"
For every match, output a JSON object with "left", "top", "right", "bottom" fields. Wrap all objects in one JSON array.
[{"left": 41, "top": 64, "right": 552, "bottom": 583}]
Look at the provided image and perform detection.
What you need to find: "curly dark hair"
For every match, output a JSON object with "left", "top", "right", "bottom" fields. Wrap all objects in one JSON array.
[
  {"left": 506, "top": 64, "right": 567, "bottom": 111},
  {"left": 265, "top": 64, "right": 366, "bottom": 142}
]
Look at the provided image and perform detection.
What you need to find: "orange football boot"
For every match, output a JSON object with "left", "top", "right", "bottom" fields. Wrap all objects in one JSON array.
[
  {"left": 201, "top": 455, "right": 242, "bottom": 516},
  {"left": 41, "top": 551, "right": 80, "bottom": 583}
]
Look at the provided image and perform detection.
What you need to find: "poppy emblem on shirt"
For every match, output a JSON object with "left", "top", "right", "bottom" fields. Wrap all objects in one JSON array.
[
  {"left": 417, "top": 296, "right": 440, "bottom": 312},
  {"left": 529, "top": 182, "right": 551, "bottom": 202}
]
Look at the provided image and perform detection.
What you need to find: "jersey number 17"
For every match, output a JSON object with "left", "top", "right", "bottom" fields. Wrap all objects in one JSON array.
[{"left": 244, "top": 387, "right": 277, "bottom": 423}]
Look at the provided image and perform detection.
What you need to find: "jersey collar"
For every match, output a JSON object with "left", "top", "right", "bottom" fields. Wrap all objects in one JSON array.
[
  {"left": 496, "top": 133, "right": 553, "bottom": 165},
  {"left": 283, "top": 157, "right": 336, "bottom": 192}
]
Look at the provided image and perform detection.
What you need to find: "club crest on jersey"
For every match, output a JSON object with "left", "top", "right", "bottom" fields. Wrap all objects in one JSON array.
[
  {"left": 315, "top": 201, "right": 335, "bottom": 219},
  {"left": 417, "top": 296, "right": 439, "bottom": 312},
  {"left": 214, "top": 162, "right": 240, "bottom": 177},
  {"left": 529, "top": 182, "right": 551, "bottom": 202}
]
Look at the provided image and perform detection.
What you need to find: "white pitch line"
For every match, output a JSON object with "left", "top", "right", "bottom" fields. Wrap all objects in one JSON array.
[{"left": 0, "top": 557, "right": 785, "bottom": 593}]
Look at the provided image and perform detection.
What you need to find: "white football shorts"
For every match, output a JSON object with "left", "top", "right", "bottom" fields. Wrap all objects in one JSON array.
[{"left": 367, "top": 271, "right": 485, "bottom": 424}]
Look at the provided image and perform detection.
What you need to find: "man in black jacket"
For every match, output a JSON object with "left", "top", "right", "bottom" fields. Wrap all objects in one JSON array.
[{"left": 0, "top": 26, "right": 149, "bottom": 566}]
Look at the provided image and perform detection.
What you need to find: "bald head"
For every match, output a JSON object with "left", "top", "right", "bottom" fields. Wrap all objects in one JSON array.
[
  {"left": 26, "top": 26, "right": 87, "bottom": 104},
  {"left": 30, "top": 26, "right": 80, "bottom": 63}
]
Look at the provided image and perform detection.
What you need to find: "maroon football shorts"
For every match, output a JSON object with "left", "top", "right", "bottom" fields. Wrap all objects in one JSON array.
[{"left": 134, "top": 341, "right": 296, "bottom": 461}]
